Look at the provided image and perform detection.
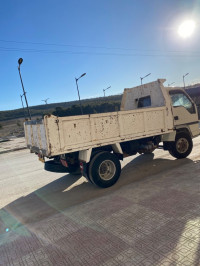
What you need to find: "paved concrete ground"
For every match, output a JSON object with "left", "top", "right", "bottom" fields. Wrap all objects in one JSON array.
[{"left": 0, "top": 136, "right": 200, "bottom": 265}]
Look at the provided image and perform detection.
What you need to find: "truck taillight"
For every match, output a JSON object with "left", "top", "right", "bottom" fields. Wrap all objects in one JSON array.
[
  {"left": 60, "top": 159, "right": 68, "bottom": 168},
  {"left": 80, "top": 162, "right": 83, "bottom": 173}
]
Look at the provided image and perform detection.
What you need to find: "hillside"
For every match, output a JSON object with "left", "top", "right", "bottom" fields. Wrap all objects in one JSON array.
[
  {"left": 0, "top": 94, "right": 122, "bottom": 122},
  {"left": 0, "top": 85, "right": 199, "bottom": 138},
  {"left": 0, "top": 84, "right": 199, "bottom": 122}
]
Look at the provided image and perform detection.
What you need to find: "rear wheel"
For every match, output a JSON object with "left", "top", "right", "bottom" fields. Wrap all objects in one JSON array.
[
  {"left": 169, "top": 132, "right": 193, "bottom": 159},
  {"left": 83, "top": 150, "right": 106, "bottom": 184},
  {"left": 88, "top": 151, "right": 121, "bottom": 188}
]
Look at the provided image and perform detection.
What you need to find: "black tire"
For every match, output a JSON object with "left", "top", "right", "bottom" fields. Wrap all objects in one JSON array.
[
  {"left": 83, "top": 163, "right": 94, "bottom": 184},
  {"left": 88, "top": 151, "right": 121, "bottom": 188},
  {"left": 168, "top": 149, "right": 175, "bottom": 157},
  {"left": 44, "top": 160, "right": 69, "bottom": 173},
  {"left": 83, "top": 150, "right": 105, "bottom": 184},
  {"left": 45, "top": 160, "right": 81, "bottom": 175},
  {"left": 169, "top": 132, "right": 193, "bottom": 159}
]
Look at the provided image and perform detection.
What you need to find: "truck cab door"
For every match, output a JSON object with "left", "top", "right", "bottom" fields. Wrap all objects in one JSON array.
[{"left": 169, "top": 90, "right": 199, "bottom": 135}]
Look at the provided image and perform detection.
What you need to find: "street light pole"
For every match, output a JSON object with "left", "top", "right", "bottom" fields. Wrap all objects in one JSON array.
[
  {"left": 103, "top": 86, "right": 111, "bottom": 97},
  {"left": 75, "top": 73, "right": 86, "bottom": 115},
  {"left": 18, "top": 58, "right": 31, "bottom": 120},
  {"left": 20, "top": 94, "right": 27, "bottom": 120},
  {"left": 140, "top": 73, "right": 151, "bottom": 85},
  {"left": 42, "top": 98, "right": 49, "bottom": 104},
  {"left": 183, "top": 73, "right": 189, "bottom": 89},
  {"left": 168, "top": 82, "right": 175, "bottom": 87}
]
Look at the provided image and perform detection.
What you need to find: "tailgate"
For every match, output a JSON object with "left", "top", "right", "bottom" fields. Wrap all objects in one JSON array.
[{"left": 24, "top": 119, "right": 48, "bottom": 156}]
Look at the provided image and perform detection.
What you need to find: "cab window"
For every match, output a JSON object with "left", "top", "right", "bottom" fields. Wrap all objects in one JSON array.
[
  {"left": 169, "top": 91, "right": 195, "bottom": 114},
  {"left": 137, "top": 96, "right": 151, "bottom": 108}
]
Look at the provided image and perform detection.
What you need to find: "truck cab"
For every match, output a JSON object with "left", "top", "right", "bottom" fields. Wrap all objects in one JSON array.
[
  {"left": 121, "top": 79, "right": 199, "bottom": 138},
  {"left": 168, "top": 88, "right": 199, "bottom": 137}
]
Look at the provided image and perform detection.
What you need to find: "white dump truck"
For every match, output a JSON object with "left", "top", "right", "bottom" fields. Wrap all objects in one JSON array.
[{"left": 24, "top": 79, "right": 199, "bottom": 188}]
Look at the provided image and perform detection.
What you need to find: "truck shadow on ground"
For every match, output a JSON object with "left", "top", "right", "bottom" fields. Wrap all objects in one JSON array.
[
  {"left": 0, "top": 152, "right": 195, "bottom": 226},
  {"left": 1, "top": 154, "right": 200, "bottom": 265}
]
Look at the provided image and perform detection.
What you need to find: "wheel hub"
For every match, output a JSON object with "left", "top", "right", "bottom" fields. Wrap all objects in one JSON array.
[
  {"left": 176, "top": 138, "right": 189, "bottom": 154},
  {"left": 99, "top": 160, "right": 116, "bottom": 181}
]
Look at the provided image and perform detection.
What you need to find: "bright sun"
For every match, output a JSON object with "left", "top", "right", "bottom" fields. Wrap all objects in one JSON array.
[{"left": 178, "top": 20, "right": 196, "bottom": 38}]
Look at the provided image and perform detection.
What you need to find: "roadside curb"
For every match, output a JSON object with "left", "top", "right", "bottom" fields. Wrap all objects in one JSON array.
[{"left": 0, "top": 147, "right": 27, "bottom": 155}]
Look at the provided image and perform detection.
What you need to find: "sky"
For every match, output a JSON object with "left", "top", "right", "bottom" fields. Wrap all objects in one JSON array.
[{"left": 0, "top": 0, "right": 200, "bottom": 111}]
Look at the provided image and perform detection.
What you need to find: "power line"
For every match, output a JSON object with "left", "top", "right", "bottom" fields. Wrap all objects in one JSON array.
[
  {"left": 0, "top": 46, "right": 200, "bottom": 57},
  {"left": 0, "top": 39, "right": 138, "bottom": 51},
  {"left": 0, "top": 39, "right": 167, "bottom": 51},
  {"left": 0, "top": 39, "right": 200, "bottom": 55}
]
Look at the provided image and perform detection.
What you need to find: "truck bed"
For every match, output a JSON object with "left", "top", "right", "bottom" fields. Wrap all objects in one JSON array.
[{"left": 24, "top": 106, "right": 173, "bottom": 157}]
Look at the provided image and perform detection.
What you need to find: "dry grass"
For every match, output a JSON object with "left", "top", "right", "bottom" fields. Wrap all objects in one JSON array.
[
  {"left": 0, "top": 118, "right": 25, "bottom": 138},
  {"left": 0, "top": 116, "right": 41, "bottom": 138}
]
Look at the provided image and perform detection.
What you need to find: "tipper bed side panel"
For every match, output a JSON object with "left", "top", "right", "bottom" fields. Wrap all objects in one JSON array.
[{"left": 45, "top": 106, "right": 170, "bottom": 156}]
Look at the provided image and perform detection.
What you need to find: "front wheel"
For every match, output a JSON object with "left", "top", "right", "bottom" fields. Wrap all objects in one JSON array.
[
  {"left": 88, "top": 151, "right": 121, "bottom": 188},
  {"left": 169, "top": 132, "right": 193, "bottom": 159}
]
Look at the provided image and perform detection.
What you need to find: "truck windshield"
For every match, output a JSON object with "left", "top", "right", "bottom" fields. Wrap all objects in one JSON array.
[{"left": 169, "top": 91, "right": 195, "bottom": 114}]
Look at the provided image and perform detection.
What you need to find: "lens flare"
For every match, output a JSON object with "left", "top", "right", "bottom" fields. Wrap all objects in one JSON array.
[{"left": 178, "top": 20, "right": 196, "bottom": 38}]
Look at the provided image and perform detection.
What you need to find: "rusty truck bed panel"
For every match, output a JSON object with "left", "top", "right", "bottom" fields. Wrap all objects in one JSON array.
[{"left": 24, "top": 106, "right": 173, "bottom": 157}]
